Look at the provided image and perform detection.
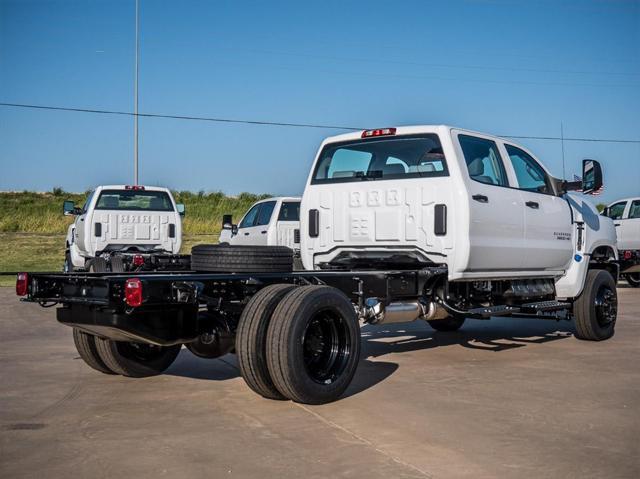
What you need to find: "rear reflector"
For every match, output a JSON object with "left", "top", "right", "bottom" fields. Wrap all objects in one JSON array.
[
  {"left": 361, "top": 128, "right": 396, "bottom": 138},
  {"left": 16, "top": 272, "right": 28, "bottom": 296},
  {"left": 125, "top": 185, "right": 145, "bottom": 190},
  {"left": 623, "top": 250, "right": 633, "bottom": 260},
  {"left": 124, "top": 278, "right": 143, "bottom": 307},
  {"left": 132, "top": 254, "right": 145, "bottom": 267}
]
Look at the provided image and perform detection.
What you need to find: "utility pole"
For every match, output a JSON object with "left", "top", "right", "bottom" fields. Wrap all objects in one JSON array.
[
  {"left": 560, "top": 121, "right": 566, "bottom": 179},
  {"left": 134, "top": 0, "right": 140, "bottom": 185}
]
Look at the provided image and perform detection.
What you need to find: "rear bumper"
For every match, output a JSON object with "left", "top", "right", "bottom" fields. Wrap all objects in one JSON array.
[{"left": 57, "top": 304, "right": 199, "bottom": 346}]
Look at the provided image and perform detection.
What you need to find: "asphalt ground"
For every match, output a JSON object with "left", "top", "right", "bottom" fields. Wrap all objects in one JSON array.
[{"left": 1, "top": 285, "right": 638, "bottom": 478}]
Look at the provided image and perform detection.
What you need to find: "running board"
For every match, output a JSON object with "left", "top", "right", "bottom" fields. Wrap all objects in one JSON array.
[
  {"left": 467, "top": 305, "right": 521, "bottom": 319},
  {"left": 463, "top": 301, "right": 571, "bottom": 319},
  {"left": 520, "top": 301, "right": 571, "bottom": 314}
]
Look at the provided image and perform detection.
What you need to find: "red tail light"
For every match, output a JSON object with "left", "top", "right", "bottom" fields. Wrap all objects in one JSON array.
[
  {"left": 362, "top": 128, "right": 396, "bottom": 138},
  {"left": 132, "top": 254, "right": 145, "bottom": 267},
  {"left": 16, "top": 272, "right": 29, "bottom": 296},
  {"left": 124, "top": 278, "right": 143, "bottom": 307}
]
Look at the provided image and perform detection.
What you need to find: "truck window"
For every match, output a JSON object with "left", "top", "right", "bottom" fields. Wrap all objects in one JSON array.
[
  {"left": 606, "top": 201, "right": 627, "bottom": 220},
  {"left": 311, "top": 135, "right": 448, "bottom": 184},
  {"left": 256, "top": 201, "right": 277, "bottom": 227},
  {"left": 94, "top": 190, "right": 174, "bottom": 211},
  {"left": 239, "top": 204, "right": 261, "bottom": 228},
  {"left": 458, "top": 135, "right": 508, "bottom": 187},
  {"left": 505, "top": 145, "right": 551, "bottom": 194},
  {"left": 628, "top": 201, "right": 640, "bottom": 219},
  {"left": 278, "top": 202, "right": 300, "bottom": 221}
]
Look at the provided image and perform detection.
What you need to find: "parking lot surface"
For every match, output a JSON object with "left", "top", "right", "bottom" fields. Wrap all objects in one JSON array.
[{"left": 1, "top": 286, "right": 638, "bottom": 479}]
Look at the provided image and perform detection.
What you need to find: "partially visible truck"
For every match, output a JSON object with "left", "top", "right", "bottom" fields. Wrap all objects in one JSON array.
[
  {"left": 603, "top": 197, "right": 640, "bottom": 287},
  {"left": 63, "top": 185, "right": 189, "bottom": 272},
  {"left": 219, "top": 196, "right": 301, "bottom": 258},
  {"left": 18, "top": 125, "right": 619, "bottom": 405}
]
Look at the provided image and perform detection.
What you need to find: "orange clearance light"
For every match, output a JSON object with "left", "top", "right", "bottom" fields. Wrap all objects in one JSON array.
[
  {"left": 124, "top": 278, "right": 143, "bottom": 307},
  {"left": 361, "top": 128, "right": 396, "bottom": 138},
  {"left": 16, "top": 272, "right": 29, "bottom": 296}
]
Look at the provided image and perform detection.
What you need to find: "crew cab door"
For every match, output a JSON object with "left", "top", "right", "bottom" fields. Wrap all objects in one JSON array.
[
  {"left": 74, "top": 191, "right": 94, "bottom": 253},
  {"left": 234, "top": 201, "right": 277, "bottom": 245},
  {"left": 275, "top": 201, "right": 300, "bottom": 249},
  {"left": 502, "top": 143, "right": 573, "bottom": 271},
  {"left": 616, "top": 200, "right": 640, "bottom": 250},
  {"left": 455, "top": 133, "right": 525, "bottom": 272}
]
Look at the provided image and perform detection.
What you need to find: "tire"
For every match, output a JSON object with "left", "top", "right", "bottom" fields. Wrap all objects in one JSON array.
[
  {"left": 95, "top": 338, "right": 181, "bottom": 377},
  {"left": 236, "top": 284, "right": 298, "bottom": 400},
  {"left": 573, "top": 269, "right": 618, "bottom": 341},
  {"left": 191, "top": 244, "right": 293, "bottom": 273},
  {"left": 110, "top": 255, "right": 125, "bottom": 273},
  {"left": 72, "top": 328, "right": 116, "bottom": 374},
  {"left": 427, "top": 316, "right": 466, "bottom": 332},
  {"left": 626, "top": 273, "right": 640, "bottom": 288},
  {"left": 266, "top": 285, "right": 361, "bottom": 404},
  {"left": 63, "top": 252, "right": 75, "bottom": 273},
  {"left": 87, "top": 257, "right": 108, "bottom": 273}
]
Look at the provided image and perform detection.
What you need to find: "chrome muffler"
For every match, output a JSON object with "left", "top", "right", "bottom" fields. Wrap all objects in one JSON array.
[{"left": 363, "top": 298, "right": 448, "bottom": 325}]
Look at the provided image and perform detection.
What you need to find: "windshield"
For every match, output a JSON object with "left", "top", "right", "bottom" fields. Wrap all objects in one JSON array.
[
  {"left": 311, "top": 134, "right": 448, "bottom": 184},
  {"left": 95, "top": 190, "right": 175, "bottom": 212}
]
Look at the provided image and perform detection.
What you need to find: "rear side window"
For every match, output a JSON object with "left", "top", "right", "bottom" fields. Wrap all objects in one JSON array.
[
  {"left": 94, "top": 190, "right": 174, "bottom": 211},
  {"left": 458, "top": 135, "right": 508, "bottom": 187},
  {"left": 256, "top": 201, "right": 277, "bottom": 226},
  {"left": 312, "top": 134, "right": 448, "bottom": 184},
  {"left": 505, "top": 145, "right": 551, "bottom": 194},
  {"left": 278, "top": 202, "right": 300, "bottom": 221},
  {"left": 628, "top": 200, "right": 640, "bottom": 219},
  {"left": 606, "top": 201, "right": 627, "bottom": 220}
]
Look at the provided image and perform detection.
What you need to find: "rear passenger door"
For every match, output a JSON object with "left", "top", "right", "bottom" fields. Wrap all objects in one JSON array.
[
  {"left": 456, "top": 133, "right": 525, "bottom": 272},
  {"left": 503, "top": 144, "right": 573, "bottom": 271},
  {"left": 617, "top": 200, "right": 640, "bottom": 250}
]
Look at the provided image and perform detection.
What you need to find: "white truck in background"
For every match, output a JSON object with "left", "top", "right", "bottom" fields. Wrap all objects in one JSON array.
[
  {"left": 603, "top": 197, "right": 640, "bottom": 287},
  {"left": 63, "top": 185, "right": 189, "bottom": 272},
  {"left": 219, "top": 196, "right": 301, "bottom": 250}
]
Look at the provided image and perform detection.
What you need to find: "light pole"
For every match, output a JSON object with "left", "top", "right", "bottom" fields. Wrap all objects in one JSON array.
[{"left": 134, "top": 0, "right": 140, "bottom": 185}]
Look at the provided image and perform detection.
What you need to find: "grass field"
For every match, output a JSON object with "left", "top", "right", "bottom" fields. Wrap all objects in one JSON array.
[{"left": 0, "top": 190, "right": 268, "bottom": 286}]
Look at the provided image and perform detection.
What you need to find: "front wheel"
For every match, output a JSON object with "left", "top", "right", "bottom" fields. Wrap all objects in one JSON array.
[
  {"left": 573, "top": 269, "right": 618, "bottom": 341},
  {"left": 625, "top": 273, "right": 640, "bottom": 288},
  {"left": 95, "top": 338, "right": 181, "bottom": 377}
]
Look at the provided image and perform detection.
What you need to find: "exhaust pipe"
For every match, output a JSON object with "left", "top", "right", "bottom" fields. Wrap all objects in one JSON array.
[{"left": 364, "top": 299, "right": 448, "bottom": 325}]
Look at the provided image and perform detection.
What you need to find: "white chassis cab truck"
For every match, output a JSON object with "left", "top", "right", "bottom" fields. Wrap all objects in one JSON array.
[
  {"left": 603, "top": 197, "right": 640, "bottom": 287},
  {"left": 19, "top": 126, "right": 619, "bottom": 405},
  {"left": 218, "top": 197, "right": 301, "bottom": 249},
  {"left": 63, "top": 185, "right": 189, "bottom": 272}
]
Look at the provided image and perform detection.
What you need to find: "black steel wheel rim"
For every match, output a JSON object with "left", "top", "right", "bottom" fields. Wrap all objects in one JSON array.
[
  {"left": 594, "top": 285, "right": 617, "bottom": 327},
  {"left": 302, "top": 309, "right": 351, "bottom": 385}
]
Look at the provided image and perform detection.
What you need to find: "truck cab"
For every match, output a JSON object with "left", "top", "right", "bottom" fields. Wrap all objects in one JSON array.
[
  {"left": 219, "top": 197, "right": 300, "bottom": 251},
  {"left": 603, "top": 197, "right": 640, "bottom": 287},
  {"left": 63, "top": 185, "right": 185, "bottom": 271},
  {"left": 301, "top": 126, "right": 616, "bottom": 296}
]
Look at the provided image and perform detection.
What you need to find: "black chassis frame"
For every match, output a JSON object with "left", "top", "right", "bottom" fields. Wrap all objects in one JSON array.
[{"left": 22, "top": 267, "right": 447, "bottom": 346}]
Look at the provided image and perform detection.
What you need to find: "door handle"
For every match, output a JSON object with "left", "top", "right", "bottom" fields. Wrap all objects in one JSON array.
[
  {"left": 261, "top": 230, "right": 267, "bottom": 234},
  {"left": 244, "top": 232, "right": 250, "bottom": 236},
  {"left": 526, "top": 201, "right": 539, "bottom": 209},
  {"left": 472, "top": 194, "right": 488, "bottom": 203},
  {"left": 614, "top": 224, "right": 621, "bottom": 227}
]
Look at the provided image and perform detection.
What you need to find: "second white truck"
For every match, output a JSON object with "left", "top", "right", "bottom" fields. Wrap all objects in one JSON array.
[{"left": 604, "top": 197, "right": 640, "bottom": 287}]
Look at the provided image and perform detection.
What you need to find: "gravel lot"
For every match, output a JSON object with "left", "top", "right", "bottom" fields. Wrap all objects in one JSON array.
[{"left": 1, "top": 285, "right": 638, "bottom": 479}]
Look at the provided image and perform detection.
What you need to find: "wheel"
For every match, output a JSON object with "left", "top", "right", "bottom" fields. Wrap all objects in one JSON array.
[
  {"left": 191, "top": 244, "right": 293, "bottom": 273},
  {"left": 626, "top": 273, "right": 640, "bottom": 288},
  {"left": 72, "top": 328, "right": 116, "bottom": 374},
  {"left": 110, "top": 255, "right": 125, "bottom": 273},
  {"left": 266, "top": 285, "right": 361, "bottom": 404},
  {"left": 63, "top": 252, "right": 75, "bottom": 273},
  {"left": 236, "top": 284, "right": 298, "bottom": 400},
  {"left": 95, "top": 338, "right": 181, "bottom": 377},
  {"left": 427, "top": 316, "right": 466, "bottom": 331},
  {"left": 573, "top": 269, "right": 618, "bottom": 341},
  {"left": 87, "top": 257, "right": 108, "bottom": 273}
]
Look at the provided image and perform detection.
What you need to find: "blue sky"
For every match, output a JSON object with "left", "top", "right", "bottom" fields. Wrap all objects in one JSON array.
[{"left": 1, "top": 0, "right": 639, "bottom": 203}]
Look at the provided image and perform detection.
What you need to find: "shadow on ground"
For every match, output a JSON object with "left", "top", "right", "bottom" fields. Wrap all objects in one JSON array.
[{"left": 165, "top": 317, "right": 575, "bottom": 399}]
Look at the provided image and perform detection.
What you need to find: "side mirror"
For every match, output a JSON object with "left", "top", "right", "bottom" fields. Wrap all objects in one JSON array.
[
  {"left": 176, "top": 203, "right": 185, "bottom": 216},
  {"left": 601, "top": 206, "right": 610, "bottom": 217},
  {"left": 581, "top": 159, "right": 603, "bottom": 195},
  {"left": 222, "top": 214, "right": 233, "bottom": 230},
  {"left": 63, "top": 200, "right": 76, "bottom": 216}
]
